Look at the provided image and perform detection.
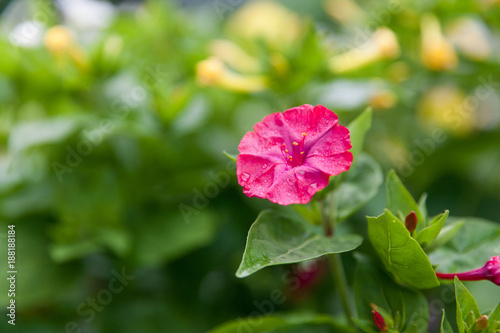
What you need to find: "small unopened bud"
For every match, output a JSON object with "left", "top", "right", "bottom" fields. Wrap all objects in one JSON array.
[
  {"left": 372, "top": 310, "right": 388, "bottom": 332},
  {"left": 475, "top": 315, "right": 488, "bottom": 331},
  {"left": 371, "top": 304, "right": 388, "bottom": 332},
  {"left": 405, "top": 211, "right": 418, "bottom": 233}
]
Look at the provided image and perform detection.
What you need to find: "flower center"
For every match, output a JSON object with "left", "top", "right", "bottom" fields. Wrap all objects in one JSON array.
[{"left": 280, "top": 132, "right": 307, "bottom": 167}]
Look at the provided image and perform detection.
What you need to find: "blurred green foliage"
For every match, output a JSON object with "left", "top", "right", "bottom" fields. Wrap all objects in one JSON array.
[{"left": 0, "top": 0, "right": 499, "bottom": 332}]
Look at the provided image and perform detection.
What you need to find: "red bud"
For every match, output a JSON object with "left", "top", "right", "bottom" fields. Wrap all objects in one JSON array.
[
  {"left": 405, "top": 211, "right": 418, "bottom": 233},
  {"left": 372, "top": 309, "right": 388, "bottom": 332}
]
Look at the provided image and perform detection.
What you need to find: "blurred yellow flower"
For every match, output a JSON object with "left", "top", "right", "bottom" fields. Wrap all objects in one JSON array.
[
  {"left": 446, "top": 17, "right": 491, "bottom": 61},
  {"left": 324, "top": 0, "right": 366, "bottom": 27},
  {"left": 420, "top": 14, "right": 458, "bottom": 71},
  {"left": 44, "top": 25, "right": 88, "bottom": 70},
  {"left": 369, "top": 90, "right": 397, "bottom": 109},
  {"left": 209, "top": 40, "right": 261, "bottom": 74},
  {"left": 329, "top": 27, "right": 400, "bottom": 74},
  {"left": 225, "top": 0, "right": 303, "bottom": 49},
  {"left": 196, "top": 57, "right": 267, "bottom": 93},
  {"left": 418, "top": 85, "right": 475, "bottom": 135}
]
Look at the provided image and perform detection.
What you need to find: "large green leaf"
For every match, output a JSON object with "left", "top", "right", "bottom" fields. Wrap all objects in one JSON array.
[
  {"left": 428, "top": 217, "right": 500, "bottom": 273},
  {"left": 454, "top": 277, "right": 481, "bottom": 333},
  {"left": 347, "top": 108, "right": 372, "bottom": 167},
  {"left": 331, "top": 153, "right": 383, "bottom": 222},
  {"left": 367, "top": 209, "right": 439, "bottom": 289},
  {"left": 386, "top": 170, "right": 425, "bottom": 232},
  {"left": 415, "top": 210, "right": 449, "bottom": 247},
  {"left": 132, "top": 210, "right": 217, "bottom": 266},
  {"left": 353, "top": 254, "right": 429, "bottom": 333},
  {"left": 209, "top": 313, "right": 356, "bottom": 333},
  {"left": 236, "top": 208, "right": 363, "bottom": 278}
]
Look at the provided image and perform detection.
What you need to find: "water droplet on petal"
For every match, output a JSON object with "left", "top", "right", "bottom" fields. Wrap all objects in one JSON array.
[
  {"left": 296, "top": 170, "right": 305, "bottom": 179},
  {"left": 262, "top": 164, "right": 268, "bottom": 169},
  {"left": 240, "top": 173, "right": 250, "bottom": 183},
  {"left": 307, "top": 183, "right": 318, "bottom": 195}
]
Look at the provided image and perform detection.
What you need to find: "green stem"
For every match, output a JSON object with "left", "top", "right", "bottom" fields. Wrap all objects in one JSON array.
[
  {"left": 322, "top": 195, "right": 354, "bottom": 326},
  {"left": 330, "top": 254, "right": 354, "bottom": 326}
]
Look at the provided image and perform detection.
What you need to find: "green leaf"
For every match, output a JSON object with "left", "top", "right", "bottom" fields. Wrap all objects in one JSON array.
[
  {"left": 426, "top": 219, "right": 465, "bottom": 253},
  {"left": 132, "top": 211, "right": 217, "bottom": 266},
  {"left": 487, "top": 303, "right": 500, "bottom": 333},
  {"left": 418, "top": 193, "right": 428, "bottom": 223},
  {"left": 455, "top": 277, "right": 481, "bottom": 333},
  {"left": 440, "top": 310, "right": 454, "bottom": 333},
  {"left": 367, "top": 209, "right": 439, "bottom": 289},
  {"left": 428, "top": 217, "right": 500, "bottom": 274},
  {"left": 209, "top": 313, "right": 356, "bottom": 333},
  {"left": 347, "top": 108, "right": 372, "bottom": 166},
  {"left": 236, "top": 208, "right": 363, "bottom": 278},
  {"left": 332, "top": 153, "right": 383, "bottom": 222},
  {"left": 8, "top": 116, "right": 83, "bottom": 152},
  {"left": 415, "top": 210, "right": 449, "bottom": 246},
  {"left": 223, "top": 150, "right": 237, "bottom": 163},
  {"left": 353, "top": 254, "right": 429, "bottom": 333},
  {"left": 351, "top": 318, "right": 378, "bottom": 333},
  {"left": 386, "top": 170, "right": 425, "bottom": 232}
]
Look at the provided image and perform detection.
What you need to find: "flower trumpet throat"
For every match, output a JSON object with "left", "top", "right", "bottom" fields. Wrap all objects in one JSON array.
[{"left": 435, "top": 256, "right": 500, "bottom": 286}]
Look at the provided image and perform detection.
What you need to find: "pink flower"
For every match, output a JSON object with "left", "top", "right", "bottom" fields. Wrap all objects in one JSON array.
[
  {"left": 435, "top": 256, "right": 500, "bottom": 286},
  {"left": 237, "top": 104, "right": 352, "bottom": 205}
]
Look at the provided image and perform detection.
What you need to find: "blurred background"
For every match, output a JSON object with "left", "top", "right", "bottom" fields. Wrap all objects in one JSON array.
[{"left": 0, "top": 0, "right": 499, "bottom": 332}]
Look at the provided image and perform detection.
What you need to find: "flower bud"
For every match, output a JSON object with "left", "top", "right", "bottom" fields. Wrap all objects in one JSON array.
[
  {"left": 372, "top": 309, "right": 388, "bottom": 332},
  {"left": 196, "top": 57, "right": 267, "bottom": 93},
  {"left": 405, "top": 211, "right": 418, "bottom": 234},
  {"left": 420, "top": 14, "right": 458, "bottom": 71},
  {"left": 475, "top": 315, "right": 488, "bottom": 331}
]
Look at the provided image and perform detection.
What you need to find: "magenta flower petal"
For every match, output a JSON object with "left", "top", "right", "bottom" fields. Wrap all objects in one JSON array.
[
  {"left": 237, "top": 154, "right": 287, "bottom": 198},
  {"left": 237, "top": 104, "right": 353, "bottom": 205},
  {"left": 266, "top": 166, "right": 330, "bottom": 205},
  {"left": 305, "top": 124, "right": 353, "bottom": 175},
  {"left": 283, "top": 105, "right": 339, "bottom": 141}
]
